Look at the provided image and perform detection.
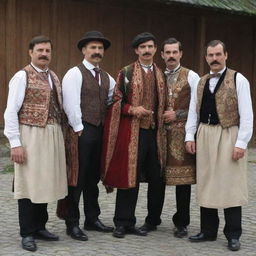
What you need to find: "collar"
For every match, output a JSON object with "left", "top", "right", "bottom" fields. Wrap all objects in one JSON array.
[
  {"left": 83, "top": 59, "right": 99, "bottom": 71},
  {"left": 210, "top": 66, "right": 226, "bottom": 76},
  {"left": 30, "top": 63, "right": 49, "bottom": 73},
  {"left": 140, "top": 62, "right": 153, "bottom": 71},
  {"left": 167, "top": 64, "right": 181, "bottom": 73},
  {"left": 165, "top": 64, "right": 181, "bottom": 76}
]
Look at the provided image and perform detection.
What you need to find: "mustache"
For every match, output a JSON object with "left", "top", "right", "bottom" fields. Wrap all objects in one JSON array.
[
  {"left": 39, "top": 56, "right": 49, "bottom": 60},
  {"left": 142, "top": 52, "right": 151, "bottom": 56},
  {"left": 91, "top": 53, "right": 103, "bottom": 59},
  {"left": 210, "top": 60, "right": 220, "bottom": 65},
  {"left": 168, "top": 57, "right": 176, "bottom": 62}
]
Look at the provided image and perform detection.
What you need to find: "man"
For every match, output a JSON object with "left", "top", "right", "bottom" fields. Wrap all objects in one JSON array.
[
  {"left": 62, "top": 31, "right": 115, "bottom": 241},
  {"left": 4, "top": 36, "right": 67, "bottom": 252},
  {"left": 185, "top": 40, "right": 253, "bottom": 251},
  {"left": 101, "top": 32, "right": 166, "bottom": 238},
  {"left": 161, "top": 38, "right": 199, "bottom": 238}
]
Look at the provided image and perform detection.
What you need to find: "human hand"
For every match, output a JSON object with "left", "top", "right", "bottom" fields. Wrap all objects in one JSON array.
[
  {"left": 11, "top": 146, "right": 26, "bottom": 164},
  {"left": 185, "top": 141, "right": 196, "bottom": 154},
  {"left": 163, "top": 110, "right": 176, "bottom": 123},
  {"left": 232, "top": 147, "right": 245, "bottom": 161},
  {"left": 105, "top": 185, "right": 114, "bottom": 193},
  {"left": 130, "top": 106, "right": 152, "bottom": 118},
  {"left": 76, "top": 130, "right": 83, "bottom": 136}
]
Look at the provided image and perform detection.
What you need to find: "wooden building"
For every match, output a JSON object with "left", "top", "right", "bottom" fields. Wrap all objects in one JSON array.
[{"left": 0, "top": 0, "right": 256, "bottom": 142}]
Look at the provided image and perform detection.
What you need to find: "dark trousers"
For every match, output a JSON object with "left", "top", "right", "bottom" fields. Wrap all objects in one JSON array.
[
  {"left": 172, "top": 184, "right": 191, "bottom": 228},
  {"left": 114, "top": 129, "right": 166, "bottom": 227},
  {"left": 65, "top": 122, "right": 102, "bottom": 228},
  {"left": 18, "top": 199, "right": 48, "bottom": 237},
  {"left": 200, "top": 206, "right": 242, "bottom": 240}
]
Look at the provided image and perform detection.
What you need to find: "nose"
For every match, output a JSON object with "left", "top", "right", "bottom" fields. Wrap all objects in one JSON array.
[
  {"left": 145, "top": 46, "right": 150, "bottom": 51},
  {"left": 95, "top": 47, "right": 101, "bottom": 53}
]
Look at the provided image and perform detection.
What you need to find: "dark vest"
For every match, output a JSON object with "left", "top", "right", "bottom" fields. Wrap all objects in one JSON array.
[
  {"left": 77, "top": 63, "right": 110, "bottom": 126},
  {"left": 197, "top": 68, "right": 239, "bottom": 128}
]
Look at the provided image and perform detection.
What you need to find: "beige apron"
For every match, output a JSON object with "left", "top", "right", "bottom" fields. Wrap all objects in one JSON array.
[
  {"left": 196, "top": 123, "right": 248, "bottom": 208},
  {"left": 14, "top": 124, "right": 68, "bottom": 203}
]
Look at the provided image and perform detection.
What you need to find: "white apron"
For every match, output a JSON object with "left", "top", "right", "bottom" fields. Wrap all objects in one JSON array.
[
  {"left": 196, "top": 123, "right": 248, "bottom": 208},
  {"left": 14, "top": 124, "right": 68, "bottom": 203}
]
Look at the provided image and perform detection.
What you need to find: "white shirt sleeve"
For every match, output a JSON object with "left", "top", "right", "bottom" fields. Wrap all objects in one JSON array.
[
  {"left": 62, "top": 67, "right": 84, "bottom": 132},
  {"left": 107, "top": 74, "right": 116, "bottom": 105},
  {"left": 235, "top": 73, "right": 253, "bottom": 149},
  {"left": 185, "top": 70, "right": 200, "bottom": 141},
  {"left": 4, "top": 71, "right": 27, "bottom": 148}
]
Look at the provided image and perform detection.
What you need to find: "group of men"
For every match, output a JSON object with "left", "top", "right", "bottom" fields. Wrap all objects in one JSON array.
[{"left": 4, "top": 30, "right": 253, "bottom": 253}]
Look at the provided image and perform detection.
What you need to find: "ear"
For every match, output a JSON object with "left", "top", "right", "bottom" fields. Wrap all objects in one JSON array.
[
  {"left": 161, "top": 51, "right": 165, "bottom": 59},
  {"left": 225, "top": 52, "right": 228, "bottom": 60},
  {"left": 180, "top": 50, "right": 183, "bottom": 58},
  {"left": 29, "top": 49, "right": 33, "bottom": 58},
  {"left": 82, "top": 46, "right": 87, "bottom": 56}
]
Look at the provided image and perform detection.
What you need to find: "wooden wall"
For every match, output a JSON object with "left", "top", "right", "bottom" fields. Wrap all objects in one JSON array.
[{"left": 1, "top": 0, "right": 256, "bottom": 142}]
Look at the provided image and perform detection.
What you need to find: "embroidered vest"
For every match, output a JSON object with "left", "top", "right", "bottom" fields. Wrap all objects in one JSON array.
[
  {"left": 140, "top": 69, "right": 158, "bottom": 129},
  {"left": 196, "top": 68, "right": 239, "bottom": 128},
  {"left": 78, "top": 63, "right": 110, "bottom": 126},
  {"left": 166, "top": 67, "right": 190, "bottom": 120},
  {"left": 18, "top": 65, "right": 62, "bottom": 127}
]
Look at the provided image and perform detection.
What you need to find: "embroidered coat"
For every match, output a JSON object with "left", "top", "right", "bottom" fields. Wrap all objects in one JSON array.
[
  {"left": 101, "top": 61, "right": 166, "bottom": 188},
  {"left": 165, "top": 67, "right": 196, "bottom": 185}
]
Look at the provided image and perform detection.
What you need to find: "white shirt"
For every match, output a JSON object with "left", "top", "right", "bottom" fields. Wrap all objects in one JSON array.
[
  {"left": 62, "top": 59, "right": 115, "bottom": 132},
  {"left": 4, "top": 63, "right": 53, "bottom": 148},
  {"left": 185, "top": 67, "right": 253, "bottom": 149}
]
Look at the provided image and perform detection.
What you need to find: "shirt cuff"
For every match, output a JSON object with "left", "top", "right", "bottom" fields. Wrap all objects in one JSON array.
[
  {"left": 9, "top": 137, "right": 22, "bottom": 148},
  {"left": 235, "top": 140, "right": 247, "bottom": 150},
  {"left": 72, "top": 123, "right": 84, "bottom": 133},
  {"left": 185, "top": 133, "right": 195, "bottom": 142}
]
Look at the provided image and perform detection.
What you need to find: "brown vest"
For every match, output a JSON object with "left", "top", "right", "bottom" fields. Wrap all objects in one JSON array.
[
  {"left": 166, "top": 67, "right": 190, "bottom": 119},
  {"left": 140, "top": 68, "right": 157, "bottom": 129},
  {"left": 78, "top": 63, "right": 110, "bottom": 126},
  {"left": 18, "top": 65, "right": 62, "bottom": 127},
  {"left": 197, "top": 68, "right": 239, "bottom": 128},
  {"left": 165, "top": 67, "right": 196, "bottom": 185}
]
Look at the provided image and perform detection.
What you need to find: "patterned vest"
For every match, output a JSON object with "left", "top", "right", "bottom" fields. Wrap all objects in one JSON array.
[
  {"left": 166, "top": 67, "right": 190, "bottom": 119},
  {"left": 78, "top": 63, "right": 110, "bottom": 126},
  {"left": 18, "top": 65, "right": 62, "bottom": 127},
  {"left": 196, "top": 68, "right": 239, "bottom": 128},
  {"left": 140, "top": 68, "right": 158, "bottom": 129}
]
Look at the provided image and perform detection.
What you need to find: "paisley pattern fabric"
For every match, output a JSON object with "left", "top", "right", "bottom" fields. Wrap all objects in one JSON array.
[{"left": 165, "top": 67, "right": 196, "bottom": 185}]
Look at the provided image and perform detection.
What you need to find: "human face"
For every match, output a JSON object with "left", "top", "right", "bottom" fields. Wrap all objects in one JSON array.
[
  {"left": 135, "top": 40, "right": 157, "bottom": 65},
  {"left": 205, "top": 43, "right": 227, "bottom": 73},
  {"left": 161, "top": 43, "right": 182, "bottom": 70},
  {"left": 82, "top": 41, "right": 104, "bottom": 66},
  {"left": 29, "top": 42, "right": 52, "bottom": 70}
]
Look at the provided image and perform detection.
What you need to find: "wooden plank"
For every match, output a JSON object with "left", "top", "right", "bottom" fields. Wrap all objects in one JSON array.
[
  {"left": 0, "top": 0, "right": 7, "bottom": 126},
  {"left": 250, "top": 22, "right": 256, "bottom": 145},
  {"left": 194, "top": 16, "right": 206, "bottom": 76},
  {"left": 98, "top": 3, "right": 124, "bottom": 77},
  {"left": 54, "top": 0, "right": 71, "bottom": 79}
]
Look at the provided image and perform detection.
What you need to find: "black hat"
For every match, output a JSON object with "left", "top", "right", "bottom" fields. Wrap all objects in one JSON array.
[
  {"left": 132, "top": 32, "right": 156, "bottom": 48},
  {"left": 77, "top": 31, "right": 111, "bottom": 51}
]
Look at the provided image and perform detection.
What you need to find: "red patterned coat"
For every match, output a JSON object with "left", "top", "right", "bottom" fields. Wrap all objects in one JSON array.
[{"left": 101, "top": 61, "right": 166, "bottom": 189}]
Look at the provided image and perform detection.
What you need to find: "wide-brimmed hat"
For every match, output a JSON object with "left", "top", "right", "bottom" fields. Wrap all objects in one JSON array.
[
  {"left": 132, "top": 32, "right": 156, "bottom": 48},
  {"left": 77, "top": 31, "right": 111, "bottom": 50}
]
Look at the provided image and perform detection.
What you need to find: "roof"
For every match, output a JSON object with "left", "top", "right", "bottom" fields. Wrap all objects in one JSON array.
[{"left": 158, "top": 0, "right": 256, "bottom": 16}]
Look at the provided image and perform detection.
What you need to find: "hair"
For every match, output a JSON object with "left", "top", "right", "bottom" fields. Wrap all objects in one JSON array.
[
  {"left": 205, "top": 40, "right": 226, "bottom": 55},
  {"left": 161, "top": 38, "right": 182, "bottom": 52},
  {"left": 29, "top": 35, "right": 52, "bottom": 50}
]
